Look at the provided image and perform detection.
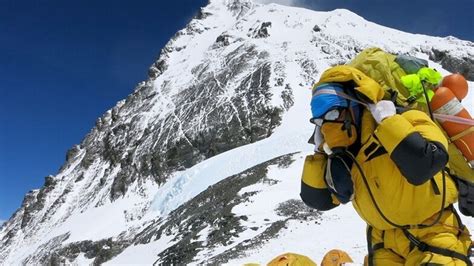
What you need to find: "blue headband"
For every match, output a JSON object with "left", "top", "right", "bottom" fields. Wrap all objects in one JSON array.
[{"left": 311, "top": 83, "right": 356, "bottom": 118}]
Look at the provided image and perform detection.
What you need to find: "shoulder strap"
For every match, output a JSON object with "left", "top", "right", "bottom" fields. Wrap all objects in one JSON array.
[{"left": 402, "top": 229, "right": 472, "bottom": 265}]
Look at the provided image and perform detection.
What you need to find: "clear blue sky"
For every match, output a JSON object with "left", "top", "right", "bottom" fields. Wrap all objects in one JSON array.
[{"left": 0, "top": 0, "right": 472, "bottom": 222}]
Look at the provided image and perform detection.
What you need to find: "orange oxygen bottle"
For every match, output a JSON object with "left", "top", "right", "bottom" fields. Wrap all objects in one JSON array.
[
  {"left": 441, "top": 73, "right": 468, "bottom": 100},
  {"left": 430, "top": 82, "right": 474, "bottom": 167}
]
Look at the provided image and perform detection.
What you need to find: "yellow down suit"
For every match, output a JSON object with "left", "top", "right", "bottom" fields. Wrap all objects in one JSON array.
[{"left": 300, "top": 66, "right": 472, "bottom": 265}]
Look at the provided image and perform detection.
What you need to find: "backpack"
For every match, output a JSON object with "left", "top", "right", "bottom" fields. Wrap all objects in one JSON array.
[
  {"left": 395, "top": 54, "right": 428, "bottom": 74},
  {"left": 347, "top": 47, "right": 474, "bottom": 216},
  {"left": 348, "top": 47, "right": 410, "bottom": 107}
]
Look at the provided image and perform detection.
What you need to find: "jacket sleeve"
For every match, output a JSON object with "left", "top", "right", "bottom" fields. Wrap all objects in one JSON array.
[
  {"left": 374, "top": 110, "right": 449, "bottom": 185},
  {"left": 300, "top": 153, "right": 339, "bottom": 211}
]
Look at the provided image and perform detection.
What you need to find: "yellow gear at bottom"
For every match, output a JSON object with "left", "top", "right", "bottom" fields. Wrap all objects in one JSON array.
[{"left": 366, "top": 209, "right": 472, "bottom": 266}]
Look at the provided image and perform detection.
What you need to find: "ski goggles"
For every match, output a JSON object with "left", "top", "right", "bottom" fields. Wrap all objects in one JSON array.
[{"left": 310, "top": 108, "right": 345, "bottom": 127}]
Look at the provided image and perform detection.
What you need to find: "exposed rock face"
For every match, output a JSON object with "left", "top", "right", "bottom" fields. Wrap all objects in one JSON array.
[
  {"left": 134, "top": 154, "right": 321, "bottom": 265},
  {"left": 16, "top": 154, "right": 320, "bottom": 265},
  {"left": 250, "top": 22, "right": 272, "bottom": 38},
  {"left": 430, "top": 48, "right": 474, "bottom": 81},
  {"left": 47, "top": 26, "right": 288, "bottom": 204},
  {"left": 23, "top": 233, "right": 131, "bottom": 266},
  {"left": 216, "top": 34, "right": 231, "bottom": 46},
  {"left": 101, "top": 44, "right": 286, "bottom": 201},
  {"left": 139, "top": 48, "right": 281, "bottom": 183},
  {"left": 20, "top": 176, "right": 57, "bottom": 229},
  {"left": 148, "top": 60, "right": 167, "bottom": 79},
  {"left": 227, "top": 0, "right": 254, "bottom": 18}
]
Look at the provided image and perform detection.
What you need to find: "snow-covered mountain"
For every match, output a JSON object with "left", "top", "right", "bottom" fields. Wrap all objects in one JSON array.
[{"left": 1, "top": 0, "right": 473, "bottom": 264}]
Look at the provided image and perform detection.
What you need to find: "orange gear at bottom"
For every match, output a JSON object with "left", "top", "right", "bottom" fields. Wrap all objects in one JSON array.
[{"left": 321, "top": 249, "right": 354, "bottom": 266}]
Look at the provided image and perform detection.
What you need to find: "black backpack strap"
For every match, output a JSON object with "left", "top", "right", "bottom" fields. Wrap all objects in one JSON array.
[
  {"left": 451, "top": 205, "right": 466, "bottom": 237},
  {"left": 402, "top": 229, "right": 472, "bottom": 266},
  {"left": 366, "top": 225, "right": 387, "bottom": 266},
  {"left": 367, "top": 225, "right": 375, "bottom": 266}
]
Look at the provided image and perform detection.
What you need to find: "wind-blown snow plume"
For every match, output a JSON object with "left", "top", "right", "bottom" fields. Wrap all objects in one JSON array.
[{"left": 254, "top": 0, "right": 313, "bottom": 8}]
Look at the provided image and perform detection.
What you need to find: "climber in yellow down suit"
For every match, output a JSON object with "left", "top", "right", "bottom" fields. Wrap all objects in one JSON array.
[{"left": 300, "top": 65, "right": 472, "bottom": 265}]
